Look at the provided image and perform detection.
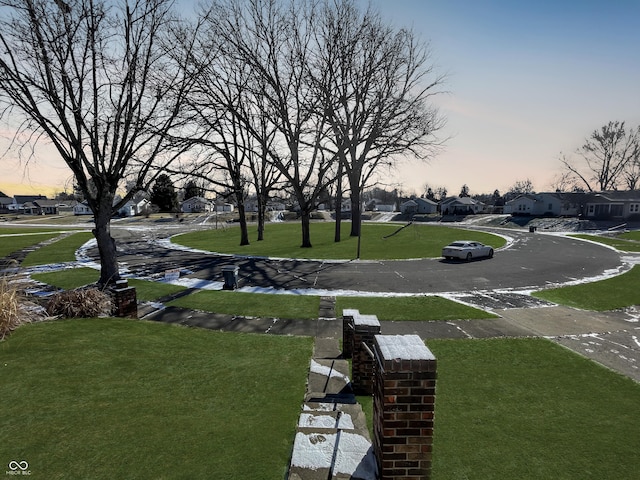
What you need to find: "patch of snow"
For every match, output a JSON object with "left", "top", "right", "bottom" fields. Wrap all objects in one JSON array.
[
  {"left": 299, "top": 413, "right": 355, "bottom": 430},
  {"left": 375, "top": 334, "right": 435, "bottom": 361},
  {"left": 309, "top": 360, "right": 351, "bottom": 383}
]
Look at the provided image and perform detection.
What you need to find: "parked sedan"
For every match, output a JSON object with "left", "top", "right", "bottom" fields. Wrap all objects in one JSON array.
[{"left": 442, "top": 240, "right": 494, "bottom": 261}]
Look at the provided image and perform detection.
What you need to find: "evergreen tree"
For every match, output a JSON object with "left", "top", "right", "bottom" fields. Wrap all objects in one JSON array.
[{"left": 151, "top": 174, "right": 179, "bottom": 212}]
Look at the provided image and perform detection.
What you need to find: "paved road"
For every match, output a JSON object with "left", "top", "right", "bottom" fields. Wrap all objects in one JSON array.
[{"left": 105, "top": 225, "right": 630, "bottom": 305}]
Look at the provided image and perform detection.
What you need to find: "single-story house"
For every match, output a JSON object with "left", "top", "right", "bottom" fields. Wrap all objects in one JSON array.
[
  {"left": 400, "top": 199, "right": 418, "bottom": 215},
  {"left": 181, "top": 196, "right": 213, "bottom": 213},
  {"left": 0, "top": 196, "right": 16, "bottom": 212},
  {"left": 440, "top": 196, "right": 485, "bottom": 215},
  {"left": 504, "top": 193, "right": 563, "bottom": 216},
  {"left": 215, "top": 202, "right": 234, "bottom": 213},
  {"left": 74, "top": 201, "right": 93, "bottom": 215},
  {"left": 13, "top": 195, "right": 48, "bottom": 212},
  {"left": 583, "top": 192, "right": 640, "bottom": 220},
  {"left": 118, "top": 198, "right": 151, "bottom": 217},
  {"left": 400, "top": 197, "right": 438, "bottom": 215}
]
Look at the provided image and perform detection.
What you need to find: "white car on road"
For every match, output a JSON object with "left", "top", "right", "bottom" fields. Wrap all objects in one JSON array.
[{"left": 442, "top": 240, "right": 494, "bottom": 261}]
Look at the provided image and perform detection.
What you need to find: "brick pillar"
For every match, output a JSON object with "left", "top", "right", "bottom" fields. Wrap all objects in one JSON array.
[
  {"left": 341, "top": 308, "right": 360, "bottom": 359},
  {"left": 351, "top": 314, "right": 381, "bottom": 395},
  {"left": 113, "top": 283, "right": 138, "bottom": 318},
  {"left": 373, "top": 334, "right": 437, "bottom": 480}
]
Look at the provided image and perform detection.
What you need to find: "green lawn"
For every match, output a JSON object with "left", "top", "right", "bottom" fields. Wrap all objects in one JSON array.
[
  {"left": 0, "top": 231, "right": 62, "bottom": 258},
  {"left": 21, "top": 231, "right": 94, "bottom": 266},
  {"left": 31, "top": 267, "right": 187, "bottom": 302},
  {"left": 428, "top": 337, "right": 640, "bottom": 479},
  {"left": 336, "top": 295, "right": 497, "bottom": 321},
  {"left": 168, "top": 289, "right": 321, "bottom": 320},
  {"left": 533, "top": 264, "right": 640, "bottom": 310},
  {"left": 3, "top": 321, "right": 639, "bottom": 479},
  {"left": 0, "top": 318, "right": 312, "bottom": 480},
  {"left": 172, "top": 222, "right": 505, "bottom": 260},
  {"left": 571, "top": 233, "right": 640, "bottom": 252}
]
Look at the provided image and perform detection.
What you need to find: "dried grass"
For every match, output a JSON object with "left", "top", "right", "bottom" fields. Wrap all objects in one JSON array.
[
  {"left": 46, "top": 287, "right": 113, "bottom": 318},
  {"left": 0, "top": 275, "right": 47, "bottom": 340}
]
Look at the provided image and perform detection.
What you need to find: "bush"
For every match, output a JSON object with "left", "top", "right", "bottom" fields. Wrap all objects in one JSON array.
[
  {"left": 47, "top": 287, "right": 113, "bottom": 318},
  {"left": 0, "top": 275, "right": 46, "bottom": 339}
]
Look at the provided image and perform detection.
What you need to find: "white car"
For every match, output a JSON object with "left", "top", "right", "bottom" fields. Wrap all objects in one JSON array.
[{"left": 442, "top": 240, "right": 494, "bottom": 261}]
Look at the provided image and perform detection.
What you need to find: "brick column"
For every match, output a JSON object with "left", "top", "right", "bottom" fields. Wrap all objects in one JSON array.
[
  {"left": 373, "top": 334, "right": 437, "bottom": 480},
  {"left": 341, "top": 308, "right": 360, "bottom": 359},
  {"left": 351, "top": 314, "right": 380, "bottom": 395},
  {"left": 112, "top": 282, "right": 138, "bottom": 318}
]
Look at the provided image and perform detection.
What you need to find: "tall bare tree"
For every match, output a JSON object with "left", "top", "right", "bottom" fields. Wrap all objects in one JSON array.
[
  {"left": 205, "top": 0, "right": 338, "bottom": 248},
  {"left": 0, "top": 0, "right": 195, "bottom": 285},
  {"left": 560, "top": 121, "right": 639, "bottom": 192},
  {"left": 312, "top": 0, "right": 445, "bottom": 238}
]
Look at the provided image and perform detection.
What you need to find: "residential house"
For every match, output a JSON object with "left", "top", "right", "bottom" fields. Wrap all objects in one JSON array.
[
  {"left": 181, "top": 196, "right": 213, "bottom": 213},
  {"left": 440, "top": 196, "right": 485, "bottom": 215},
  {"left": 583, "top": 191, "right": 640, "bottom": 220},
  {"left": 73, "top": 201, "right": 93, "bottom": 215},
  {"left": 400, "top": 197, "right": 438, "bottom": 215},
  {"left": 504, "top": 193, "right": 563, "bottom": 216},
  {"left": 118, "top": 197, "right": 151, "bottom": 217},
  {"left": 13, "top": 195, "right": 48, "bottom": 213},
  {"left": 0, "top": 196, "right": 15, "bottom": 212},
  {"left": 33, "top": 199, "right": 60, "bottom": 215}
]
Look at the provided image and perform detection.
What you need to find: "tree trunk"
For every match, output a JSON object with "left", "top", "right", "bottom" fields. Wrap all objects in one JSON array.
[
  {"left": 334, "top": 161, "right": 343, "bottom": 243},
  {"left": 256, "top": 194, "right": 266, "bottom": 241},
  {"left": 300, "top": 209, "right": 312, "bottom": 248},
  {"left": 350, "top": 189, "right": 362, "bottom": 237},
  {"left": 235, "top": 194, "right": 250, "bottom": 246},
  {"left": 93, "top": 202, "right": 120, "bottom": 286}
]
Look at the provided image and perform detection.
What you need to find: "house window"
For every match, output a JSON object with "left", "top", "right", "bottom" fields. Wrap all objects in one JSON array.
[
  {"left": 548, "top": 203, "right": 553, "bottom": 210},
  {"left": 588, "top": 205, "right": 594, "bottom": 214},
  {"left": 610, "top": 204, "right": 624, "bottom": 217}
]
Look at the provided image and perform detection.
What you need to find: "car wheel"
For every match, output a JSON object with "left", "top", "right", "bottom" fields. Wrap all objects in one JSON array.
[
  {"left": 488, "top": 249, "right": 494, "bottom": 258},
  {"left": 466, "top": 252, "right": 472, "bottom": 261}
]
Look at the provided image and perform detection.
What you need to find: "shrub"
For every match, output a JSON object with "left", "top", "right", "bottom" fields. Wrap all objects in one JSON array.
[
  {"left": 47, "top": 287, "right": 113, "bottom": 318},
  {"left": 0, "top": 275, "right": 46, "bottom": 339}
]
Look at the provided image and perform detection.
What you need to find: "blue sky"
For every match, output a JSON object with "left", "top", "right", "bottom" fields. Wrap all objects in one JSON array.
[
  {"left": 372, "top": 0, "right": 640, "bottom": 195},
  {"left": 2, "top": 0, "right": 639, "bottom": 197}
]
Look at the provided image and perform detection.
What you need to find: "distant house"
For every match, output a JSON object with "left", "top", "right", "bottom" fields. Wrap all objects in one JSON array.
[
  {"left": 400, "top": 199, "right": 418, "bottom": 215},
  {"left": 400, "top": 197, "right": 438, "bottom": 215},
  {"left": 215, "top": 202, "right": 234, "bottom": 213},
  {"left": 118, "top": 197, "right": 151, "bottom": 217},
  {"left": 440, "top": 196, "right": 485, "bottom": 215},
  {"left": 0, "top": 196, "right": 16, "bottom": 212},
  {"left": 74, "top": 201, "right": 93, "bottom": 215},
  {"left": 181, "top": 196, "right": 213, "bottom": 213},
  {"left": 33, "top": 199, "right": 60, "bottom": 215},
  {"left": 583, "top": 191, "right": 640, "bottom": 220},
  {"left": 13, "top": 195, "right": 48, "bottom": 213},
  {"left": 504, "top": 193, "right": 562, "bottom": 216}
]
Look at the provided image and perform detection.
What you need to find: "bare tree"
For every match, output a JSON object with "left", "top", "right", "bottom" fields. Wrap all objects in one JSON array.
[
  {"left": 560, "top": 121, "right": 639, "bottom": 192},
  {"left": 207, "top": 0, "right": 337, "bottom": 248},
  {"left": 312, "top": 0, "right": 445, "bottom": 238},
  {"left": 0, "top": 0, "right": 195, "bottom": 285}
]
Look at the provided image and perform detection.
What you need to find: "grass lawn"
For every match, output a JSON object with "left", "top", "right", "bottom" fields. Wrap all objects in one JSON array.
[
  {"left": 168, "top": 290, "right": 321, "bottom": 320},
  {"left": 571, "top": 233, "right": 640, "bottom": 252},
  {"left": 0, "top": 231, "right": 62, "bottom": 258},
  {"left": 359, "top": 338, "right": 640, "bottom": 479},
  {"left": 172, "top": 222, "right": 506, "bottom": 260},
  {"left": 532, "top": 264, "right": 640, "bottom": 310},
  {"left": 21, "top": 232, "right": 94, "bottom": 266},
  {"left": 0, "top": 318, "right": 313, "bottom": 480},
  {"left": 31, "top": 267, "right": 188, "bottom": 302},
  {"left": 336, "top": 295, "right": 497, "bottom": 321}
]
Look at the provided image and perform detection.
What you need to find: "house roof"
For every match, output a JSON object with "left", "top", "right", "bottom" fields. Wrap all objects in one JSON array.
[
  {"left": 14, "top": 195, "right": 47, "bottom": 204},
  {"left": 33, "top": 199, "right": 59, "bottom": 207}
]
